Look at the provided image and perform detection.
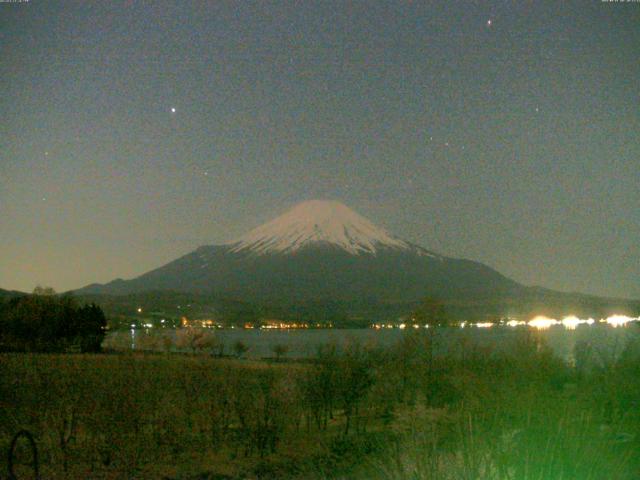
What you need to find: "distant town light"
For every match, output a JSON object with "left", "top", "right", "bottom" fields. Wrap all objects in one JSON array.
[
  {"left": 475, "top": 322, "right": 494, "bottom": 328},
  {"left": 605, "top": 315, "right": 636, "bottom": 328},
  {"left": 561, "top": 316, "right": 582, "bottom": 330},
  {"left": 506, "top": 320, "right": 526, "bottom": 327},
  {"left": 528, "top": 316, "right": 559, "bottom": 330}
]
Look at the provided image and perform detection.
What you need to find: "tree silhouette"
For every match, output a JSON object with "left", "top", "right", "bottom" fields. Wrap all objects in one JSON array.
[
  {"left": 410, "top": 297, "right": 450, "bottom": 384},
  {"left": 0, "top": 288, "right": 106, "bottom": 352},
  {"left": 411, "top": 297, "right": 449, "bottom": 327},
  {"left": 233, "top": 340, "right": 249, "bottom": 358},
  {"left": 271, "top": 344, "right": 289, "bottom": 362}
]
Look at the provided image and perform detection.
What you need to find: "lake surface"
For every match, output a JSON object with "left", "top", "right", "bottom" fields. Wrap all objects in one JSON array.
[{"left": 106, "top": 323, "right": 640, "bottom": 364}]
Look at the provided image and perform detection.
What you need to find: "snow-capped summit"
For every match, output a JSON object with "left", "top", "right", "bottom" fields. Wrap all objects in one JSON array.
[
  {"left": 76, "top": 200, "right": 630, "bottom": 322},
  {"left": 76, "top": 200, "right": 533, "bottom": 309},
  {"left": 229, "top": 200, "right": 411, "bottom": 255}
]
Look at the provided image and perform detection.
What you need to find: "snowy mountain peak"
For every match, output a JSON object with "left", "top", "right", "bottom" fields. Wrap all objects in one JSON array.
[{"left": 229, "top": 200, "right": 411, "bottom": 255}]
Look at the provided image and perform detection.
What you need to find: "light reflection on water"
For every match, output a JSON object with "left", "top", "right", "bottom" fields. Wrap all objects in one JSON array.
[
  {"left": 106, "top": 320, "right": 639, "bottom": 364},
  {"left": 130, "top": 328, "right": 136, "bottom": 350}
]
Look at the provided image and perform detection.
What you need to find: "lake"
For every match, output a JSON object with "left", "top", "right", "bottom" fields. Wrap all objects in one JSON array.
[{"left": 106, "top": 322, "right": 640, "bottom": 364}]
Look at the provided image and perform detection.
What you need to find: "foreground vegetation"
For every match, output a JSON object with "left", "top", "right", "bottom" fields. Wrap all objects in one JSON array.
[{"left": 2, "top": 327, "right": 639, "bottom": 479}]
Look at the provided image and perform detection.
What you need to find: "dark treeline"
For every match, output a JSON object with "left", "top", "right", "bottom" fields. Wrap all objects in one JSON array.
[
  {"left": 0, "top": 287, "right": 106, "bottom": 353},
  {"left": 76, "top": 287, "right": 640, "bottom": 331}
]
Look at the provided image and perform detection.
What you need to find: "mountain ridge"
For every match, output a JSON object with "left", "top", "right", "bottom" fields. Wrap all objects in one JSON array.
[
  {"left": 0, "top": 288, "right": 25, "bottom": 299},
  {"left": 74, "top": 199, "right": 524, "bottom": 303},
  {"left": 74, "top": 200, "right": 640, "bottom": 320}
]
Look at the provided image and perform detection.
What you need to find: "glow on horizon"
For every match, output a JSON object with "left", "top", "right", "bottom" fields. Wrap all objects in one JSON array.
[
  {"left": 524, "top": 314, "right": 636, "bottom": 330},
  {"left": 560, "top": 316, "right": 594, "bottom": 330},
  {"left": 605, "top": 315, "right": 637, "bottom": 327},
  {"left": 528, "top": 316, "right": 559, "bottom": 330},
  {"left": 475, "top": 322, "right": 494, "bottom": 328},
  {"left": 506, "top": 320, "right": 526, "bottom": 327},
  {"left": 368, "top": 315, "right": 638, "bottom": 331},
  {"left": 561, "top": 316, "right": 581, "bottom": 330}
]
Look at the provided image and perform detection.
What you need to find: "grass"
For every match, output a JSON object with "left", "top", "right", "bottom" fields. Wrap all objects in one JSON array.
[{"left": 1, "top": 327, "right": 640, "bottom": 479}]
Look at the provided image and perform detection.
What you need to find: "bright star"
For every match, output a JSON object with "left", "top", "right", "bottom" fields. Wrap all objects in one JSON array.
[
  {"left": 171, "top": 107, "right": 176, "bottom": 113},
  {"left": 487, "top": 19, "right": 492, "bottom": 27}
]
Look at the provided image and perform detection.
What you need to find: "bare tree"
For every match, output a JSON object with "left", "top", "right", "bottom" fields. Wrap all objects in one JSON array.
[
  {"left": 175, "top": 328, "right": 218, "bottom": 354},
  {"left": 271, "top": 344, "right": 289, "bottom": 362},
  {"left": 233, "top": 340, "right": 249, "bottom": 358}
]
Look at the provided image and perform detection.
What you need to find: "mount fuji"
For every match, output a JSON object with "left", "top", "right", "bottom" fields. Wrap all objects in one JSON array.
[
  {"left": 78, "top": 200, "right": 521, "bottom": 301},
  {"left": 77, "top": 200, "right": 638, "bottom": 321},
  {"left": 230, "top": 200, "right": 415, "bottom": 256}
]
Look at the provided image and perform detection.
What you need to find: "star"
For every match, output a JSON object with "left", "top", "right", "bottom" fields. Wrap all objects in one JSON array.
[
  {"left": 535, "top": 107, "right": 540, "bottom": 112},
  {"left": 171, "top": 107, "right": 176, "bottom": 114},
  {"left": 487, "top": 19, "right": 492, "bottom": 27}
]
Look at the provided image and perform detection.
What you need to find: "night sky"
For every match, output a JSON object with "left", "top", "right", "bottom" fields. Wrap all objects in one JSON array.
[{"left": 2, "top": 1, "right": 638, "bottom": 298}]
